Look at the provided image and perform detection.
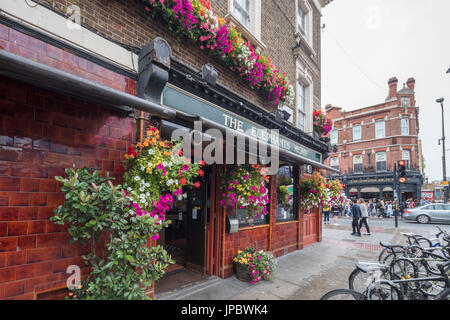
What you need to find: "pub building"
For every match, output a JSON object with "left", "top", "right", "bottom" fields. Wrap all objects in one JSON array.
[
  {"left": 324, "top": 76, "right": 424, "bottom": 203},
  {"left": 0, "top": 0, "right": 335, "bottom": 299}
]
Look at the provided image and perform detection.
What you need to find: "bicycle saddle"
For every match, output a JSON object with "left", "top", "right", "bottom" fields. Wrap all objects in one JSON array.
[{"left": 380, "top": 242, "right": 404, "bottom": 249}]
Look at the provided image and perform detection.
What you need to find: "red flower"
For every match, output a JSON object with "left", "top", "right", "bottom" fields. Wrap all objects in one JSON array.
[
  {"left": 197, "top": 169, "right": 204, "bottom": 177},
  {"left": 180, "top": 178, "right": 187, "bottom": 185},
  {"left": 199, "top": 160, "right": 205, "bottom": 166},
  {"left": 194, "top": 182, "right": 201, "bottom": 188}
]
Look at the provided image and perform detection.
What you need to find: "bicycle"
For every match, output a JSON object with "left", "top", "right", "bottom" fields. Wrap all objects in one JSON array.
[
  {"left": 320, "top": 289, "right": 367, "bottom": 300},
  {"left": 371, "top": 260, "right": 450, "bottom": 300}
]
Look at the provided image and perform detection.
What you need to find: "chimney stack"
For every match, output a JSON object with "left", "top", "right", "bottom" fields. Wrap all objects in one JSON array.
[
  {"left": 388, "top": 77, "right": 398, "bottom": 99},
  {"left": 406, "top": 77, "right": 416, "bottom": 92}
]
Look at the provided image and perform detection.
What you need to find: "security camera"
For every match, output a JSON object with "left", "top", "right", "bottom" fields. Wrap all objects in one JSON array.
[{"left": 436, "top": 98, "right": 444, "bottom": 104}]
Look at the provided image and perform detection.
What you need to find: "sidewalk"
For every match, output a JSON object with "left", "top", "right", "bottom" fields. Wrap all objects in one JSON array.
[{"left": 156, "top": 223, "right": 400, "bottom": 300}]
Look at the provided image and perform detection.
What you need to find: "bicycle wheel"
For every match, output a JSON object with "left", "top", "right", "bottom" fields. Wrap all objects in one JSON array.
[
  {"left": 366, "top": 281, "right": 404, "bottom": 300},
  {"left": 320, "top": 289, "right": 367, "bottom": 300},
  {"left": 390, "top": 258, "right": 419, "bottom": 294},
  {"left": 349, "top": 266, "right": 389, "bottom": 293}
]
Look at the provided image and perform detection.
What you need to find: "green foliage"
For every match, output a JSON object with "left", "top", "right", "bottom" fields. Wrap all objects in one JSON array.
[{"left": 51, "top": 168, "right": 174, "bottom": 300}]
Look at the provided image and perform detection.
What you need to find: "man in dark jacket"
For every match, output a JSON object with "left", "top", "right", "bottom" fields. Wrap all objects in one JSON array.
[{"left": 351, "top": 199, "right": 362, "bottom": 236}]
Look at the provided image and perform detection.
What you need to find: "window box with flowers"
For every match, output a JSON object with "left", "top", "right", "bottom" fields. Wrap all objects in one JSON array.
[{"left": 141, "top": 0, "right": 295, "bottom": 107}]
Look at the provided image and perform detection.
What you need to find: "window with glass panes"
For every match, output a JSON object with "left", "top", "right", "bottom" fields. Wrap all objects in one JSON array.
[
  {"left": 401, "top": 118, "right": 409, "bottom": 135},
  {"left": 236, "top": 174, "right": 271, "bottom": 228},
  {"left": 401, "top": 97, "right": 411, "bottom": 108},
  {"left": 402, "top": 150, "right": 411, "bottom": 168},
  {"left": 376, "top": 152, "right": 387, "bottom": 172},
  {"left": 297, "top": 82, "right": 306, "bottom": 131},
  {"left": 330, "top": 157, "right": 339, "bottom": 170},
  {"left": 375, "top": 121, "right": 385, "bottom": 139},
  {"left": 330, "top": 129, "right": 338, "bottom": 145},
  {"left": 353, "top": 125, "right": 361, "bottom": 141},
  {"left": 233, "top": 0, "right": 251, "bottom": 28},
  {"left": 276, "top": 164, "right": 298, "bottom": 222},
  {"left": 353, "top": 154, "right": 363, "bottom": 173},
  {"left": 297, "top": 2, "right": 306, "bottom": 36}
]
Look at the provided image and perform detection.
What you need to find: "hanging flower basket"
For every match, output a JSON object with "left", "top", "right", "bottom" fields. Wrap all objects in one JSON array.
[
  {"left": 219, "top": 165, "right": 270, "bottom": 223},
  {"left": 313, "top": 110, "right": 333, "bottom": 137}
]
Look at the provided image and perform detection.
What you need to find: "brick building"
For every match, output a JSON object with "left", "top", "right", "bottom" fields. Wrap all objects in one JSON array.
[
  {"left": 324, "top": 77, "right": 424, "bottom": 201},
  {"left": 0, "top": 0, "right": 334, "bottom": 299}
]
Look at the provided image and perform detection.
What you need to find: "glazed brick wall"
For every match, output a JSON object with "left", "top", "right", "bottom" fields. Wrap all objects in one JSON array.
[
  {"left": 0, "top": 25, "right": 136, "bottom": 95},
  {"left": 0, "top": 75, "right": 136, "bottom": 299},
  {"left": 48, "top": 0, "right": 322, "bottom": 113}
]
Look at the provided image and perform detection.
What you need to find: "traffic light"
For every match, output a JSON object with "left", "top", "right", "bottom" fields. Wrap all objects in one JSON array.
[{"left": 398, "top": 160, "right": 407, "bottom": 183}]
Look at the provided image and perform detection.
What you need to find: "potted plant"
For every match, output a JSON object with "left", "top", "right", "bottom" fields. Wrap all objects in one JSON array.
[
  {"left": 233, "top": 247, "right": 255, "bottom": 282},
  {"left": 233, "top": 247, "right": 276, "bottom": 284}
]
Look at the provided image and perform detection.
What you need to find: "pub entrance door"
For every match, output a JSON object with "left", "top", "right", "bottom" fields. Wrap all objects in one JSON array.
[{"left": 155, "top": 167, "right": 210, "bottom": 294}]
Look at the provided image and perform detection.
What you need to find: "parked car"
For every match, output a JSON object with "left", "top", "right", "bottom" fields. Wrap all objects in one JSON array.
[{"left": 403, "top": 204, "right": 450, "bottom": 224}]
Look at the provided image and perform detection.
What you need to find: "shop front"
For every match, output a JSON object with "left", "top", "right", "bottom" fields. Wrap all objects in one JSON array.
[{"left": 149, "top": 63, "right": 337, "bottom": 289}]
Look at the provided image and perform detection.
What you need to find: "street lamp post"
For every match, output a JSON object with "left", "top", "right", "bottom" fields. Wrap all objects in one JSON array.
[{"left": 437, "top": 97, "right": 448, "bottom": 203}]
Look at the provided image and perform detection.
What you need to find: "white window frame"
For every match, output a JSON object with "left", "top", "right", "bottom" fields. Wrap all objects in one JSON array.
[
  {"left": 353, "top": 125, "right": 362, "bottom": 141},
  {"left": 330, "top": 157, "right": 339, "bottom": 169},
  {"left": 376, "top": 152, "right": 387, "bottom": 172},
  {"left": 227, "top": 0, "right": 263, "bottom": 48},
  {"left": 402, "top": 150, "right": 411, "bottom": 168},
  {"left": 233, "top": 0, "right": 251, "bottom": 28},
  {"left": 401, "top": 97, "right": 411, "bottom": 108},
  {"left": 330, "top": 129, "right": 338, "bottom": 145},
  {"left": 295, "top": 0, "right": 313, "bottom": 49},
  {"left": 353, "top": 154, "right": 363, "bottom": 173},
  {"left": 375, "top": 120, "right": 385, "bottom": 139},
  {"left": 401, "top": 118, "right": 410, "bottom": 136},
  {"left": 297, "top": 81, "right": 307, "bottom": 131}
]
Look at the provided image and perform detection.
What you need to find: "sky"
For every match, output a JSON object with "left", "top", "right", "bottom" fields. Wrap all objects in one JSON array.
[{"left": 321, "top": 0, "right": 450, "bottom": 183}]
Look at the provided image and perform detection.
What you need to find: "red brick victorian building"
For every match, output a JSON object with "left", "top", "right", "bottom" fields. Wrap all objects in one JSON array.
[
  {"left": 324, "top": 77, "right": 424, "bottom": 201},
  {"left": 0, "top": 0, "right": 334, "bottom": 299}
]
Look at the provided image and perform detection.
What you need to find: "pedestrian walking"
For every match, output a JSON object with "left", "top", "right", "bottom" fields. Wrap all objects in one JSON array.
[
  {"left": 387, "top": 201, "right": 393, "bottom": 218},
  {"left": 358, "top": 199, "right": 371, "bottom": 235},
  {"left": 368, "top": 200, "right": 375, "bottom": 217},
  {"left": 332, "top": 204, "right": 340, "bottom": 225},
  {"left": 351, "top": 199, "right": 362, "bottom": 237},
  {"left": 323, "top": 205, "right": 331, "bottom": 225}
]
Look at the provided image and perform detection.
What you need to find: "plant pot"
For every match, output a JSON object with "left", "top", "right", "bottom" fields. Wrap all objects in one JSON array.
[{"left": 234, "top": 262, "right": 251, "bottom": 282}]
